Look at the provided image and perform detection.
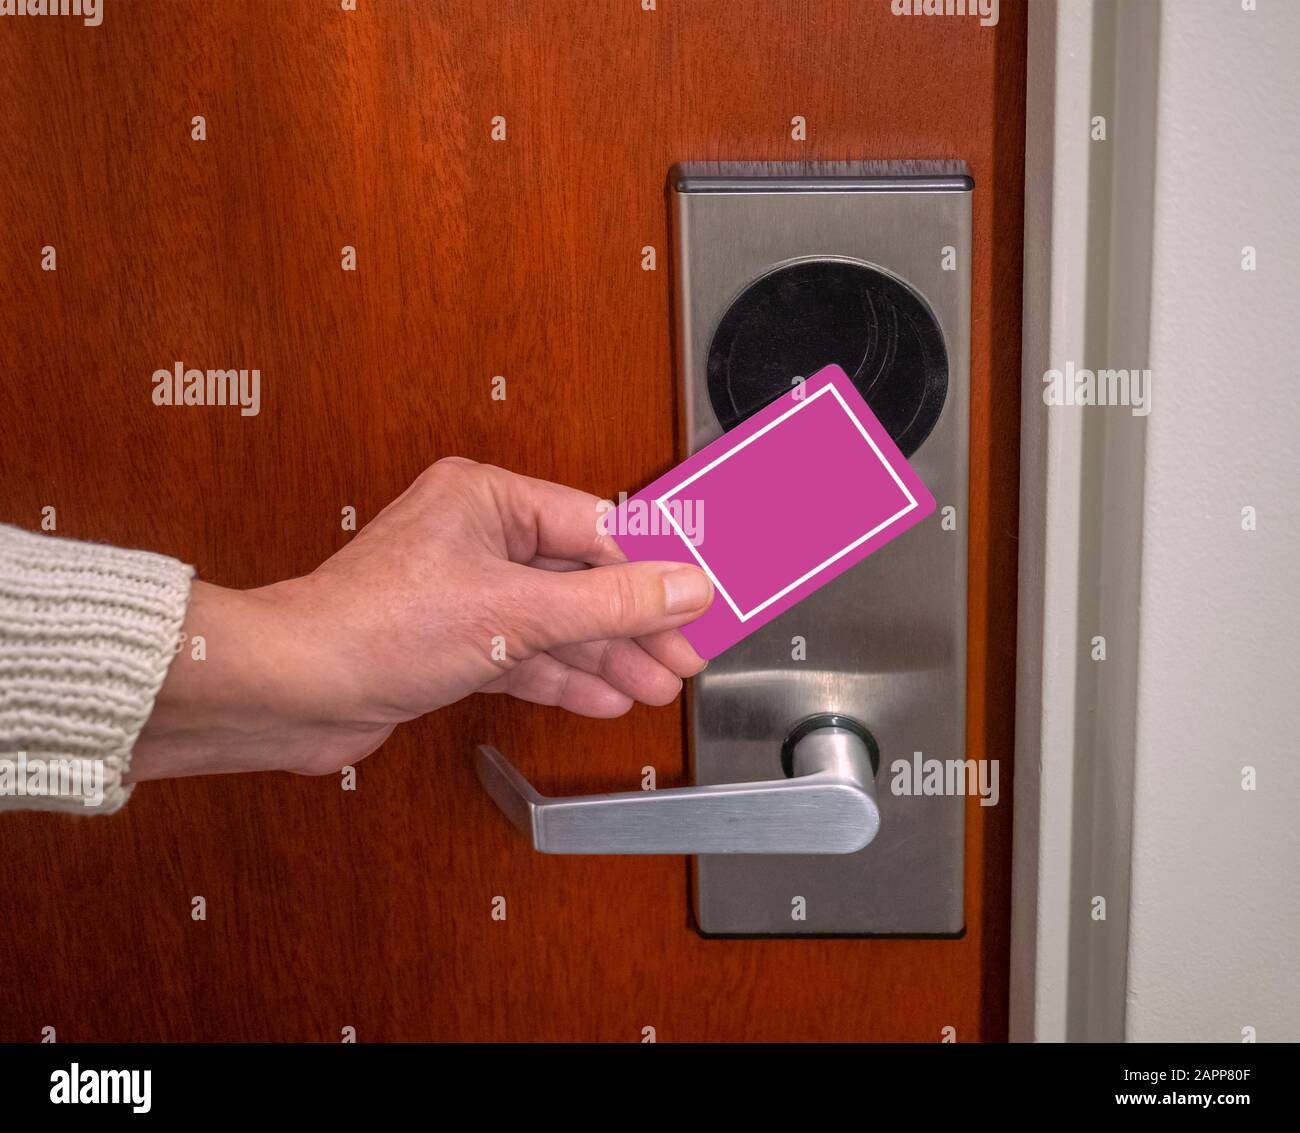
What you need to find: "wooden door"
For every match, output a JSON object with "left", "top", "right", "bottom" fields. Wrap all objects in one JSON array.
[{"left": 0, "top": 1, "right": 1024, "bottom": 1042}]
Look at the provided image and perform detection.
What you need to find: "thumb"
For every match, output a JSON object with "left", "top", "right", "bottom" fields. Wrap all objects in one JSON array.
[{"left": 525, "top": 561, "right": 713, "bottom": 648}]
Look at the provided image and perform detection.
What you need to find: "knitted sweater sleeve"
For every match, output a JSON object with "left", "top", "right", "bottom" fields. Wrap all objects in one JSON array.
[{"left": 0, "top": 524, "right": 194, "bottom": 814}]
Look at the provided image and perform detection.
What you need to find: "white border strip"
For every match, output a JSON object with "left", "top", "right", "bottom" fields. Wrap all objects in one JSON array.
[{"left": 1012, "top": 0, "right": 1158, "bottom": 1043}]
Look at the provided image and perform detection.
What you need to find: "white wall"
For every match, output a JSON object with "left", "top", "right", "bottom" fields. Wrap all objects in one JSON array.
[
  {"left": 1013, "top": 0, "right": 1299, "bottom": 1043},
  {"left": 1124, "top": 0, "right": 1300, "bottom": 1042}
]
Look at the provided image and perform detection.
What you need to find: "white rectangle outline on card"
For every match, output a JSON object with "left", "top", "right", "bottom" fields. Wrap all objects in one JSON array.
[{"left": 655, "top": 381, "right": 919, "bottom": 622}]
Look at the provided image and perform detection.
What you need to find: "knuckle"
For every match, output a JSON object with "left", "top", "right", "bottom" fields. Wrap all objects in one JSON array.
[
  {"left": 606, "top": 569, "right": 646, "bottom": 629},
  {"left": 428, "top": 456, "right": 474, "bottom": 479},
  {"left": 594, "top": 639, "right": 617, "bottom": 680},
  {"left": 539, "top": 660, "right": 571, "bottom": 707},
  {"left": 425, "top": 456, "right": 479, "bottom": 487},
  {"left": 416, "top": 457, "right": 494, "bottom": 511}
]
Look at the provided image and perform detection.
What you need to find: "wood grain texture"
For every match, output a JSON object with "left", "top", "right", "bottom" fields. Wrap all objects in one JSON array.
[{"left": 0, "top": 0, "right": 1024, "bottom": 1042}]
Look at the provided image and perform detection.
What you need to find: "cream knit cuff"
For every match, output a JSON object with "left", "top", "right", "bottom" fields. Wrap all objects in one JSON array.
[{"left": 0, "top": 524, "right": 194, "bottom": 815}]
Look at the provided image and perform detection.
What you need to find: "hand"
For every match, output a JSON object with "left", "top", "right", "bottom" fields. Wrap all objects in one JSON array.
[{"left": 130, "top": 458, "right": 713, "bottom": 781}]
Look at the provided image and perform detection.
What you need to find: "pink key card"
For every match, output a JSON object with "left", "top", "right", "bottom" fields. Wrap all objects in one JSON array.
[{"left": 606, "top": 363, "right": 936, "bottom": 659}]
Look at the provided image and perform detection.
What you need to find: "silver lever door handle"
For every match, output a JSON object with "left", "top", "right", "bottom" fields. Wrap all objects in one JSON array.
[{"left": 474, "top": 723, "right": 881, "bottom": 855}]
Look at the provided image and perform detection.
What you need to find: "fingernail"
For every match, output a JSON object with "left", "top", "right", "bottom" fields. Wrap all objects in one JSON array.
[{"left": 663, "top": 567, "right": 711, "bottom": 614}]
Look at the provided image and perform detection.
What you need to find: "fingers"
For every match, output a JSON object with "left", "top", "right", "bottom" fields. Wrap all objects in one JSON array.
[
  {"left": 550, "top": 639, "right": 683, "bottom": 707},
  {"left": 484, "top": 652, "right": 633, "bottom": 718},
  {"left": 456, "top": 461, "right": 627, "bottom": 567},
  {"left": 522, "top": 560, "right": 713, "bottom": 650},
  {"left": 634, "top": 628, "right": 709, "bottom": 679},
  {"left": 524, "top": 562, "right": 707, "bottom": 679},
  {"left": 523, "top": 554, "right": 587, "bottom": 572}
]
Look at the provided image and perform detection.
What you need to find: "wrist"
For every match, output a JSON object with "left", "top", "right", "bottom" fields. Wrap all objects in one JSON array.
[{"left": 130, "top": 579, "right": 391, "bottom": 782}]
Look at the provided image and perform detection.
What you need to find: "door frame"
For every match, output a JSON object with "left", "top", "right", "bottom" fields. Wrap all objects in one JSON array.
[{"left": 1010, "top": 0, "right": 1160, "bottom": 1043}]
